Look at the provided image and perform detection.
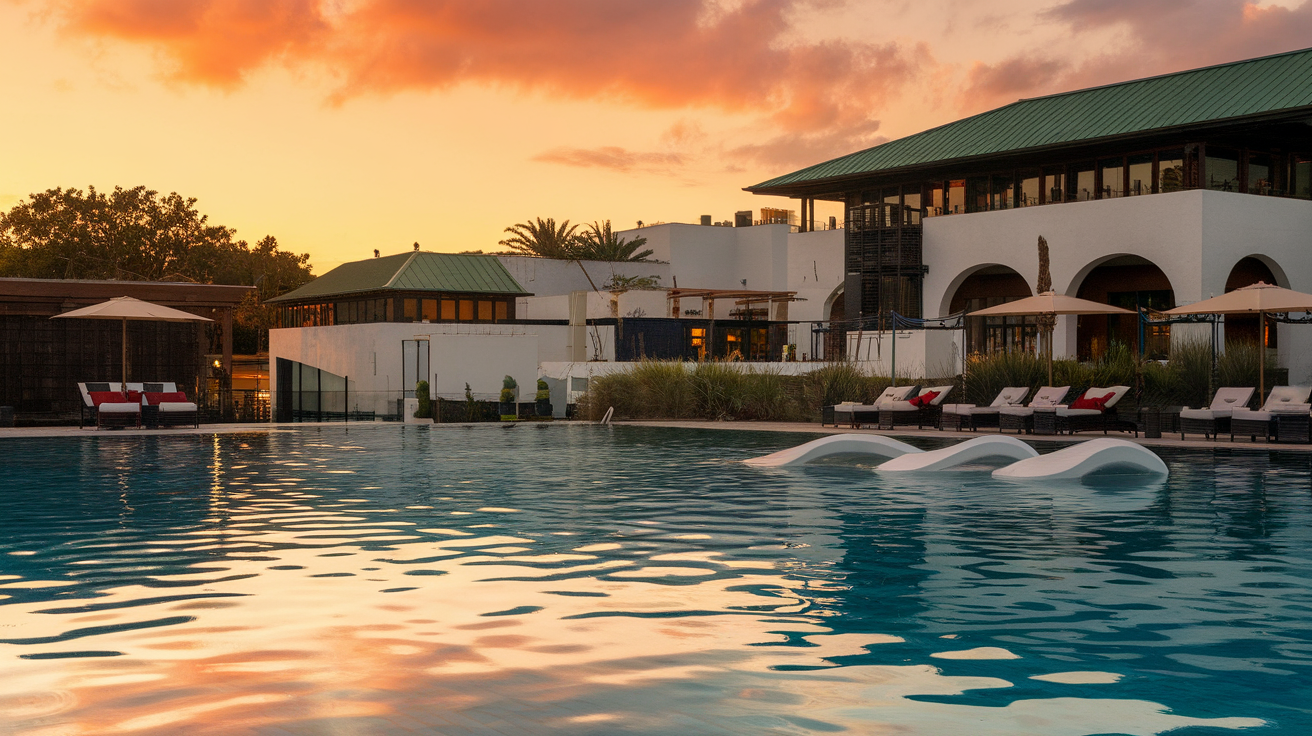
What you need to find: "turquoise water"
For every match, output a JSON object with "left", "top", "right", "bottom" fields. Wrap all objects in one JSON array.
[{"left": 0, "top": 425, "right": 1309, "bottom": 735}]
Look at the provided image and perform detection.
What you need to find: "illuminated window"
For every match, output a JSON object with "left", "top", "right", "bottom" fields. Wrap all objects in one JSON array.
[
  {"left": 441, "top": 299, "right": 455, "bottom": 320},
  {"left": 422, "top": 299, "right": 437, "bottom": 322},
  {"left": 404, "top": 299, "right": 417, "bottom": 321},
  {"left": 495, "top": 301, "right": 508, "bottom": 321},
  {"left": 459, "top": 300, "right": 474, "bottom": 321},
  {"left": 478, "top": 301, "right": 493, "bottom": 321}
]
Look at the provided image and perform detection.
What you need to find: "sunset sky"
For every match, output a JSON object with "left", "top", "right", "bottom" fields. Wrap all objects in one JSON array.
[{"left": 2, "top": 0, "right": 1311, "bottom": 273}]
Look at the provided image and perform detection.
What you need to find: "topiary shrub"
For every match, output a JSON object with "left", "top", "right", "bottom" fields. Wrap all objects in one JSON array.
[{"left": 415, "top": 380, "right": 431, "bottom": 418}]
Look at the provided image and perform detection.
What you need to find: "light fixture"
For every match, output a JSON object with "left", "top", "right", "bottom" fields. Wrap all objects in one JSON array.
[{"left": 212, "top": 359, "right": 222, "bottom": 369}]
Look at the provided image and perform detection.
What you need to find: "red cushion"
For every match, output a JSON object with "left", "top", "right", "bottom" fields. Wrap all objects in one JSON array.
[
  {"left": 909, "top": 390, "right": 940, "bottom": 408},
  {"left": 1070, "top": 391, "right": 1115, "bottom": 411},
  {"left": 125, "top": 390, "right": 143, "bottom": 404},
  {"left": 89, "top": 391, "right": 127, "bottom": 407},
  {"left": 145, "top": 391, "right": 189, "bottom": 405}
]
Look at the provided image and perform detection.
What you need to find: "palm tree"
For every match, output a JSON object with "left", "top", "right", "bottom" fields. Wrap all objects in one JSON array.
[
  {"left": 498, "top": 218, "right": 580, "bottom": 259},
  {"left": 574, "top": 220, "right": 653, "bottom": 262}
]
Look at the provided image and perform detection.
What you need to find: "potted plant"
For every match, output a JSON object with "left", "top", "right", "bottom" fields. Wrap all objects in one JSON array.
[
  {"left": 535, "top": 378, "right": 552, "bottom": 418},
  {"left": 499, "top": 375, "right": 518, "bottom": 420},
  {"left": 415, "top": 380, "right": 431, "bottom": 420}
]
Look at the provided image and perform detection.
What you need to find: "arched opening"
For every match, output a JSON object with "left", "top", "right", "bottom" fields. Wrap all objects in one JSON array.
[
  {"left": 825, "top": 286, "right": 845, "bottom": 359},
  {"left": 1074, "top": 255, "right": 1174, "bottom": 360},
  {"left": 1224, "top": 256, "right": 1280, "bottom": 351},
  {"left": 948, "top": 265, "right": 1034, "bottom": 355}
]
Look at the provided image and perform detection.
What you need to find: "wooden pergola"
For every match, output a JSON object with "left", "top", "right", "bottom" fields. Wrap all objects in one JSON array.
[{"left": 664, "top": 289, "right": 803, "bottom": 321}]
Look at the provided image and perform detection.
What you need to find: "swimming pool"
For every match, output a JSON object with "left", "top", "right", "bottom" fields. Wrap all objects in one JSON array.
[{"left": 0, "top": 425, "right": 1308, "bottom": 734}]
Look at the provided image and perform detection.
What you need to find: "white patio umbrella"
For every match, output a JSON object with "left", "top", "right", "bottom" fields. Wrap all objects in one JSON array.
[
  {"left": 1164, "top": 282, "right": 1312, "bottom": 399},
  {"left": 52, "top": 296, "right": 213, "bottom": 392},
  {"left": 967, "top": 292, "right": 1135, "bottom": 384}
]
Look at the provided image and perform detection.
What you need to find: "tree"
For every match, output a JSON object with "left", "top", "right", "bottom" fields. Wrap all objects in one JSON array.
[
  {"left": 498, "top": 217, "right": 580, "bottom": 259},
  {"left": 574, "top": 220, "right": 653, "bottom": 262}
]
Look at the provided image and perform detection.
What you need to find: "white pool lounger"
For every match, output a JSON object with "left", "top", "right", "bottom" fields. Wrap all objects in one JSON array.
[
  {"left": 992, "top": 438, "right": 1168, "bottom": 481},
  {"left": 876, "top": 435, "right": 1039, "bottom": 472},
  {"left": 744, "top": 434, "right": 922, "bottom": 467}
]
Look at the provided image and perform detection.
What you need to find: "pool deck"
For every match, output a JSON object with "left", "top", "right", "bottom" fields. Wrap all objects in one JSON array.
[{"left": 1, "top": 419, "right": 1310, "bottom": 453}]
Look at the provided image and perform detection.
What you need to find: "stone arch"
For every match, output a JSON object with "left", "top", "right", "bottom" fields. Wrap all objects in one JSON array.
[
  {"left": 822, "top": 283, "right": 845, "bottom": 359},
  {"left": 1068, "top": 254, "right": 1175, "bottom": 360},
  {"left": 1224, "top": 255, "right": 1287, "bottom": 350},
  {"left": 943, "top": 264, "right": 1034, "bottom": 356}
]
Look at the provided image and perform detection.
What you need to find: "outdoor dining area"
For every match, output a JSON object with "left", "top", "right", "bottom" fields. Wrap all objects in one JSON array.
[{"left": 824, "top": 282, "right": 1312, "bottom": 445}]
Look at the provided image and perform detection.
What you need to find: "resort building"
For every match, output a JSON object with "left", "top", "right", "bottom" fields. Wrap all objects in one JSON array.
[{"left": 746, "top": 47, "right": 1312, "bottom": 381}]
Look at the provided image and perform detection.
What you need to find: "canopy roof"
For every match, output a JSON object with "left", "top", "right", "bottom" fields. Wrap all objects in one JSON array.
[
  {"left": 52, "top": 295, "right": 212, "bottom": 322},
  {"left": 1165, "top": 282, "right": 1312, "bottom": 315},
  {"left": 966, "top": 292, "right": 1134, "bottom": 318},
  {"left": 749, "top": 47, "right": 1312, "bottom": 195},
  {"left": 269, "top": 251, "right": 530, "bottom": 303}
]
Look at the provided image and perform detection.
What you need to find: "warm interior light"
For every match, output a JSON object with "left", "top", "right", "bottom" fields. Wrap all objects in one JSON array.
[{"left": 212, "top": 359, "right": 222, "bottom": 369}]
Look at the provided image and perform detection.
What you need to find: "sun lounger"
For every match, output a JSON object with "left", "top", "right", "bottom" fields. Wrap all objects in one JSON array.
[
  {"left": 997, "top": 386, "right": 1070, "bottom": 433},
  {"left": 1056, "top": 385, "right": 1133, "bottom": 435},
  {"left": 940, "top": 386, "right": 1029, "bottom": 431},
  {"left": 79, "top": 384, "right": 141, "bottom": 429},
  {"left": 142, "top": 383, "right": 200, "bottom": 428},
  {"left": 829, "top": 386, "right": 918, "bottom": 428},
  {"left": 1230, "top": 386, "right": 1311, "bottom": 442},
  {"left": 1178, "top": 387, "right": 1256, "bottom": 440},
  {"left": 879, "top": 385, "right": 954, "bottom": 429}
]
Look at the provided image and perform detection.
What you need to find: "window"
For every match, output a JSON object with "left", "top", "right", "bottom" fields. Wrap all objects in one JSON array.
[
  {"left": 1248, "top": 153, "right": 1273, "bottom": 195},
  {"left": 422, "top": 299, "right": 437, "bottom": 322},
  {"left": 1100, "top": 157, "right": 1124, "bottom": 198},
  {"left": 459, "top": 300, "right": 474, "bottom": 321},
  {"left": 403, "top": 298, "right": 417, "bottom": 322},
  {"left": 1293, "top": 156, "right": 1311, "bottom": 199},
  {"left": 386, "top": 299, "right": 394, "bottom": 321},
  {"left": 902, "top": 191, "right": 921, "bottom": 224},
  {"left": 1018, "top": 170, "right": 1040, "bottom": 207},
  {"left": 928, "top": 183, "right": 945, "bottom": 216},
  {"left": 1206, "top": 149, "right": 1239, "bottom": 191},
  {"left": 990, "top": 174, "right": 1014, "bottom": 210},
  {"left": 495, "top": 301, "right": 508, "bottom": 321},
  {"left": 1071, "top": 164, "right": 1095, "bottom": 201},
  {"left": 1128, "top": 154, "right": 1152, "bottom": 196},
  {"left": 477, "top": 300, "right": 493, "bottom": 321},
  {"left": 966, "top": 177, "right": 989, "bottom": 213},
  {"left": 1043, "top": 169, "right": 1065, "bottom": 204},
  {"left": 947, "top": 179, "right": 966, "bottom": 214},
  {"left": 440, "top": 299, "right": 455, "bottom": 321},
  {"left": 1157, "top": 150, "right": 1185, "bottom": 192}
]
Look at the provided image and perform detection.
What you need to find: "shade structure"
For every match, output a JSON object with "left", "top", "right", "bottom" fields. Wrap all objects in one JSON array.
[
  {"left": 966, "top": 292, "right": 1135, "bottom": 384},
  {"left": 52, "top": 296, "right": 212, "bottom": 392},
  {"left": 1164, "top": 282, "right": 1312, "bottom": 399}
]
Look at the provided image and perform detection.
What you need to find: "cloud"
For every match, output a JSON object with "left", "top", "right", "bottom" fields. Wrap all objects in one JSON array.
[
  {"left": 960, "top": 55, "right": 1070, "bottom": 111},
  {"left": 532, "top": 146, "right": 685, "bottom": 174}
]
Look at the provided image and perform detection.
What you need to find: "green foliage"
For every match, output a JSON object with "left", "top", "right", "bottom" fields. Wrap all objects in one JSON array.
[
  {"left": 536, "top": 379, "right": 550, "bottom": 401},
  {"left": 464, "top": 382, "right": 478, "bottom": 422},
  {"left": 575, "top": 220, "right": 653, "bottom": 262},
  {"left": 502, "top": 375, "right": 517, "bottom": 392},
  {"left": 415, "top": 380, "right": 431, "bottom": 418},
  {"left": 603, "top": 273, "right": 662, "bottom": 292},
  {"left": 500, "top": 388, "right": 516, "bottom": 403},
  {"left": 498, "top": 217, "right": 580, "bottom": 259}
]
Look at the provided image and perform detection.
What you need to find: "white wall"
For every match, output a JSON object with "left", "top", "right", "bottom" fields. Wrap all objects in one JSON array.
[
  {"left": 498, "top": 255, "right": 671, "bottom": 297},
  {"left": 844, "top": 330, "right": 963, "bottom": 378}
]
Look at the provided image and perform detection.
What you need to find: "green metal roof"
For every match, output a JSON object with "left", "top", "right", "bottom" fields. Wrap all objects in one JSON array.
[
  {"left": 749, "top": 47, "right": 1312, "bottom": 193},
  {"left": 268, "top": 252, "right": 530, "bottom": 303}
]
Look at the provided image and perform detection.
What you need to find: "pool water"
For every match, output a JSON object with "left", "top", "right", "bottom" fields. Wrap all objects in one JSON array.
[{"left": 0, "top": 425, "right": 1309, "bottom": 735}]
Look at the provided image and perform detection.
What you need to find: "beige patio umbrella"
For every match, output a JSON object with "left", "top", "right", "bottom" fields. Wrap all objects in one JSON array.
[
  {"left": 1164, "top": 282, "right": 1312, "bottom": 399},
  {"left": 967, "top": 292, "right": 1135, "bottom": 384},
  {"left": 52, "top": 296, "right": 213, "bottom": 392}
]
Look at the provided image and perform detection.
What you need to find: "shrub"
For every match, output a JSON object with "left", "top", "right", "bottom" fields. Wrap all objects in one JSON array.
[
  {"left": 414, "top": 380, "right": 431, "bottom": 418},
  {"left": 536, "top": 379, "right": 550, "bottom": 402}
]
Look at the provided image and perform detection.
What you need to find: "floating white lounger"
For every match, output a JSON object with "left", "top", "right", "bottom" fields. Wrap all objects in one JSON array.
[
  {"left": 876, "top": 435, "right": 1039, "bottom": 472},
  {"left": 744, "top": 434, "right": 922, "bottom": 467},
  {"left": 991, "top": 438, "right": 1168, "bottom": 480}
]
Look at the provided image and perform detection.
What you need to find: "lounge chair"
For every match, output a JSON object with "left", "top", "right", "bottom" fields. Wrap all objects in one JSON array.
[
  {"left": 1178, "top": 387, "right": 1256, "bottom": 440},
  {"left": 1230, "top": 386, "right": 1312, "bottom": 442},
  {"left": 878, "top": 385, "right": 954, "bottom": 429},
  {"left": 829, "top": 386, "right": 919, "bottom": 428},
  {"left": 998, "top": 386, "right": 1070, "bottom": 433},
  {"left": 940, "top": 387, "right": 1029, "bottom": 431},
  {"left": 1056, "top": 385, "right": 1133, "bottom": 435},
  {"left": 79, "top": 384, "right": 141, "bottom": 429},
  {"left": 143, "top": 384, "right": 199, "bottom": 428}
]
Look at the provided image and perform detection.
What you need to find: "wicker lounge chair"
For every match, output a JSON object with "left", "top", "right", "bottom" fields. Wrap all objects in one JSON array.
[
  {"left": 143, "top": 383, "right": 199, "bottom": 428},
  {"left": 1230, "top": 386, "right": 1312, "bottom": 442},
  {"left": 941, "top": 387, "right": 1029, "bottom": 431},
  {"left": 78, "top": 383, "right": 141, "bottom": 429},
  {"left": 1055, "top": 386, "right": 1133, "bottom": 435},
  {"left": 829, "top": 387, "right": 919, "bottom": 428},
  {"left": 998, "top": 386, "right": 1070, "bottom": 434},
  {"left": 879, "top": 385, "right": 954, "bottom": 429},
  {"left": 1178, "top": 387, "right": 1255, "bottom": 440}
]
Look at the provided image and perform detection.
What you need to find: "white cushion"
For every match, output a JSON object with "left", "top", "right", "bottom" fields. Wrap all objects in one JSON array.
[
  {"left": 1260, "top": 386, "right": 1312, "bottom": 412},
  {"left": 1056, "top": 408, "right": 1102, "bottom": 417},
  {"left": 97, "top": 403, "right": 140, "bottom": 414},
  {"left": 999, "top": 406, "right": 1035, "bottom": 417},
  {"left": 919, "top": 386, "right": 954, "bottom": 406},
  {"left": 1209, "top": 387, "right": 1254, "bottom": 411},
  {"left": 160, "top": 402, "right": 198, "bottom": 412},
  {"left": 989, "top": 387, "right": 1029, "bottom": 407},
  {"left": 1079, "top": 386, "right": 1130, "bottom": 409},
  {"left": 882, "top": 400, "right": 918, "bottom": 412},
  {"left": 1030, "top": 386, "right": 1070, "bottom": 407},
  {"left": 1232, "top": 409, "right": 1274, "bottom": 422},
  {"left": 874, "top": 385, "right": 917, "bottom": 406},
  {"left": 1180, "top": 408, "right": 1226, "bottom": 420},
  {"left": 942, "top": 404, "right": 976, "bottom": 415}
]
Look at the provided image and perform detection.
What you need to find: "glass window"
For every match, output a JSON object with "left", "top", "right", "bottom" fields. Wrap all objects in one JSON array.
[
  {"left": 1206, "top": 149, "right": 1239, "bottom": 191},
  {"left": 990, "top": 174, "right": 1014, "bottom": 210},
  {"left": 1043, "top": 169, "right": 1064, "bottom": 204},
  {"left": 403, "top": 298, "right": 417, "bottom": 322},
  {"left": 903, "top": 191, "right": 921, "bottom": 224},
  {"left": 386, "top": 299, "right": 394, "bottom": 321},
  {"left": 495, "top": 301, "right": 508, "bottom": 321},
  {"left": 928, "top": 183, "right": 944, "bottom": 216},
  {"left": 966, "top": 177, "right": 989, "bottom": 213},
  {"left": 947, "top": 179, "right": 966, "bottom": 214},
  {"left": 477, "top": 300, "right": 493, "bottom": 321},
  {"left": 1018, "top": 170, "right": 1040, "bottom": 207},
  {"left": 1157, "top": 150, "right": 1185, "bottom": 192},
  {"left": 459, "top": 300, "right": 474, "bottom": 321},
  {"left": 1128, "top": 154, "right": 1152, "bottom": 196},
  {"left": 440, "top": 299, "right": 456, "bottom": 320},
  {"left": 1100, "top": 158, "right": 1124, "bottom": 198},
  {"left": 1071, "top": 164, "right": 1095, "bottom": 201},
  {"left": 421, "top": 299, "right": 437, "bottom": 322},
  {"left": 1248, "top": 153, "right": 1273, "bottom": 195},
  {"left": 1293, "top": 156, "right": 1311, "bottom": 199}
]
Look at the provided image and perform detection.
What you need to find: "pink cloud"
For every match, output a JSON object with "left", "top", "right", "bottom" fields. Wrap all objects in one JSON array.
[{"left": 532, "top": 146, "right": 684, "bottom": 173}]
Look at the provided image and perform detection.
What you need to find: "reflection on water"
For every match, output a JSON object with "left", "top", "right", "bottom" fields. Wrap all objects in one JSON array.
[{"left": 0, "top": 426, "right": 1308, "bottom": 734}]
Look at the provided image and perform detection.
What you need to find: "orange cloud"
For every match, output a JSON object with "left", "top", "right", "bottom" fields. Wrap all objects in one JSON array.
[{"left": 532, "top": 146, "right": 684, "bottom": 173}]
